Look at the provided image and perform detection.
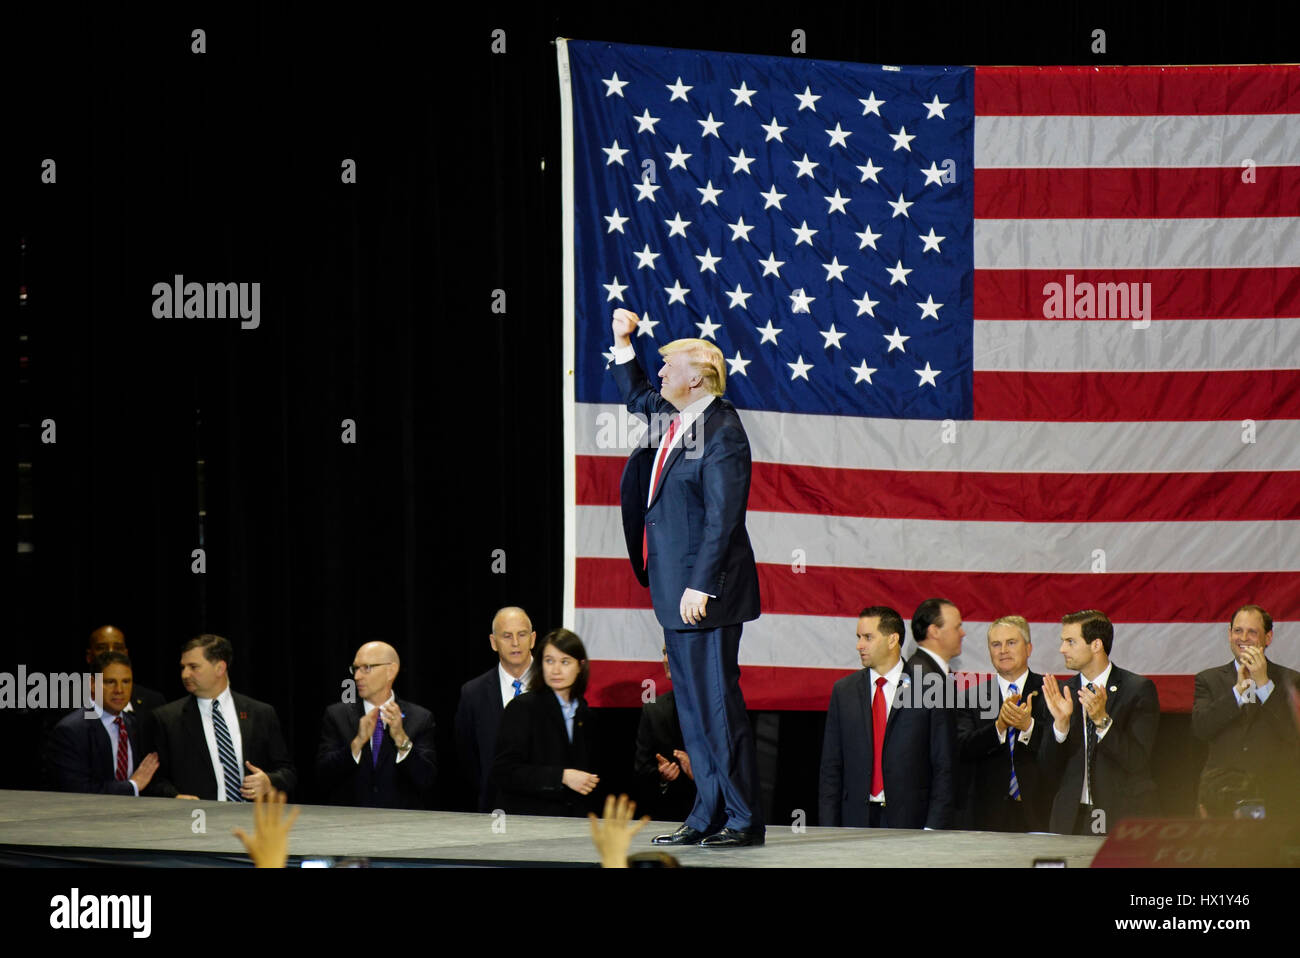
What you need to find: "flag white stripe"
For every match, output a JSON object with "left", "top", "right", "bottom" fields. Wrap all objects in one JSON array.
[
  {"left": 974, "top": 317, "right": 1300, "bottom": 373},
  {"left": 975, "top": 114, "right": 1300, "bottom": 169},
  {"left": 575, "top": 403, "right": 1300, "bottom": 474},
  {"left": 577, "top": 505, "right": 1300, "bottom": 573},
  {"left": 975, "top": 217, "right": 1300, "bottom": 270},
  {"left": 575, "top": 608, "right": 1300, "bottom": 675}
]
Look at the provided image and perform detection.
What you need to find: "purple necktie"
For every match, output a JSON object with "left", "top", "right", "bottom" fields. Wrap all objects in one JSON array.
[{"left": 371, "top": 710, "right": 384, "bottom": 767}]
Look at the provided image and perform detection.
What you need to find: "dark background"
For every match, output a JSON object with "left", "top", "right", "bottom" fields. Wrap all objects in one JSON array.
[{"left": 12, "top": 4, "right": 1293, "bottom": 820}]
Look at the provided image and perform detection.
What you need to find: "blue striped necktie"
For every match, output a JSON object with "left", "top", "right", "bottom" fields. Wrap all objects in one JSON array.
[
  {"left": 512, "top": 679, "right": 523, "bottom": 698},
  {"left": 1007, "top": 682, "right": 1021, "bottom": 800},
  {"left": 211, "top": 700, "right": 244, "bottom": 802}
]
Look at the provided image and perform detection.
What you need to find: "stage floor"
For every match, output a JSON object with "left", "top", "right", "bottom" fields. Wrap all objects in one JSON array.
[{"left": 0, "top": 790, "right": 1104, "bottom": 867}]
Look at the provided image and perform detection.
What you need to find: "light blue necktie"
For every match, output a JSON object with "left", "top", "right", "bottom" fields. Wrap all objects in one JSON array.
[
  {"left": 512, "top": 679, "right": 523, "bottom": 698},
  {"left": 1007, "top": 683, "right": 1021, "bottom": 800}
]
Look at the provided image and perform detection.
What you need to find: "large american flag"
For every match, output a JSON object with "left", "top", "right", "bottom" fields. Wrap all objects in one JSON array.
[{"left": 557, "top": 39, "right": 1300, "bottom": 711}]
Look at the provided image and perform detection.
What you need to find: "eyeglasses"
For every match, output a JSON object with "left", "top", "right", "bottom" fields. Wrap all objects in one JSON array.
[{"left": 349, "top": 662, "right": 394, "bottom": 676}]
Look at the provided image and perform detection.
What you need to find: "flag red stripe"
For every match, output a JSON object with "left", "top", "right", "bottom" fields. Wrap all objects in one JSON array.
[
  {"left": 586, "top": 659, "right": 1196, "bottom": 711},
  {"left": 974, "top": 267, "right": 1300, "bottom": 320},
  {"left": 576, "top": 558, "right": 1300, "bottom": 624},
  {"left": 974, "top": 166, "right": 1300, "bottom": 219},
  {"left": 974, "top": 65, "right": 1300, "bottom": 116},
  {"left": 579, "top": 456, "right": 1299, "bottom": 522},
  {"left": 973, "top": 369, "right": 1300, "bottom": 421}
]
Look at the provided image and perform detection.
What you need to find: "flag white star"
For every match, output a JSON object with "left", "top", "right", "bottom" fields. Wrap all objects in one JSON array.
[
  {"left": 886, "top": 259, "right": 913, "bottom": 285},
  {"left": 758, "top": 251, "right": 785, "bottom": 277},
  {"left": 794, "top": 86, "right": 821, "bottom": 111},
  {"left": 858, "top": 91, "right": 885, "bottom": 115},
  {"left": 790, "top": 287, "right": 815, "bottom": 313},
  {"left": 664, "top": 279, "right": 690, "bottom": 305},
  {"left": 917, "top": 294, "right": 943, "bottom": 320},
  {"left": 698, "top": 112, "right": 724, "bottom": 138},
  {"left": 636, "top": 314, "right": 660, "bottom": 337},
  {"left": 696, "top": 180, "right": 723, "bottom": 205},
  {"left": 605, "top": 208, "right": 629, "bottom": 233},
  {"left": 852, "top": 289, "right": 880, "bottom": 317},
  {"left": 889, "top": 125, "right": 916, "bottom": 151},
  {"left": 761, "top": 117, "right": 788, "bottom": 142},
  {"left": 603, "top": 275, "right": 627, "bottom": 301},
  {"left": 760, "top": 184, "right": 787, "bottom": 210},
  {"left": 884, "top": 327, "right": 910, "bottom": 352},
  {"left": 725, "top": 283, "right": 753, "bottom": 309},
  {"left": 695, "top": 248, "right": 721, "bottom": 273},
  {"left": 824, "top": 188, "right": 851, "bottom": 214},
  {"left": 825, "top": 122, "right": 852, "bottom": 148},
  {"left": 729, "top": 148, "right": 755, "bottom": 175},
  {"left": 852, "top": 359, "right": 877, "bottom": 384},
  {"left": 822, "top": 257, "right": 848, "bottom": 282},
  {"left": 791, "top": 220, "right": 818, "bottom": 246},
  {"left": 916, "top": 362, "right": 941, "bottom": 386},
  {"left": 666, "top": 76, "right": 693, "bottom": 102},
  {"left": 602, "top": 139, "right": 628, "bottom": 166},
  {"left": 602, "top": 72, "right": 628, "bottom": 97},
  {"left": 787, "top": 355, "right": 814, "bottom": 380},
  {"left": 888, "top": 192, "right": 914, "bottom": 218},
  {"left": 664, "top": 212, "right": 691, "bottom": 238},
  {"left": 731, "top": 81, "right": 757, "bottom": 107},
  {"left": 857, "top": 158, "right": 884, "bottom": 183},
  {"left": 635, "top": 109, "right": 661, "bottom": 134},
  {"left": 919, "top": 228, "right": 946, "bottom": 253},
  {"left": 602, "top": 348, "right": 616, "bottom": 367},
  {"left": 633, "top": 179, "right": 661, "bottom": 202},
  {"left": 696, "top": 314, "right": 721, "bottom": 339},
  {"left": 793, "top": 153, "right": 819, "bottom": 178},
  {"left": 665, "top": 144, "right": 692, "bottom": 170},
  {"left": 633, "top": 244, "right": 661, "bottom": 270},
  {"left": 923, "top": 94, "right": 950, "bottom": 119},
  {"left": 728, "top": 216, "right": 755, "bottom": 243},
  {"left": 726, "top": 350, "right": 752, "bottom": 375},
  {"left": 757, "top": 319, "right": 783, "bottom": 344},
  {"left": 921, "top": 161, "right": 946, "bottom": 186},
  {"left": 820, "top": 323, "right": 847, "bottom": 349},
  {"left": 855, "top": 224, "right": 882, "bottom": 250}
]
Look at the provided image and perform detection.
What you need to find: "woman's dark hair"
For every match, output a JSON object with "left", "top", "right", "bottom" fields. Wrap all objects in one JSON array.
[{"left": 526, "top": 628, "right": 589, "bottom": 700}]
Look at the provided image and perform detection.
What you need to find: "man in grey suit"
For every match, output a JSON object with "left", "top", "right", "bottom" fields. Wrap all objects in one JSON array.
[{"left": 1192, "top": 604, "right": 1300, "bottom": 815}]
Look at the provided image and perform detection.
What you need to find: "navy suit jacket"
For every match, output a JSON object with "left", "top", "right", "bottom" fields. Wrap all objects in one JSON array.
[
  {"left": 610, "top": 356, "right": 760, "bottom": 630},
  {"left": 955, "top": 670, "right": 1054, "bottom": 831},
  {"left": 1192, "top": 660, "right": 1300, "bottom": 811},
  {"left": 46, "top": 709, "right": 145, "bottom": 795},
  {"left": 455, "top": 666, "right": 511, "bottom": 811},
  {"left": 818, "top": 653, "right": 955, "bottom": 829},
  {"left": 1039, "top": 664, "right": 1160, "bottom": 833},
  {"left": 145, "top": 691, "right": 297, "bottom": 799},
  {"left": 316, "top": 697, "right": 437, "bottom": 809}
]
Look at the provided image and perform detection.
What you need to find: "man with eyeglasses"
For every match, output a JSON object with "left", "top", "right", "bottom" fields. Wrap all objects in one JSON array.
[{"left": 316, "top": 641, "right": 437, "bottom": 809}]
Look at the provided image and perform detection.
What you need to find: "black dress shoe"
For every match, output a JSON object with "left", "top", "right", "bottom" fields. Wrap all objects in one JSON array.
[
  {"left": 651, "top": 824, "right": 707, "bottom": 845},
  {"left": 699, "top": 827, "right": 765, "bottom": 848}
]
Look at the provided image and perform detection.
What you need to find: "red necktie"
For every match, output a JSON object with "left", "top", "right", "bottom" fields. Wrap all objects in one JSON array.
[
  {"left": 114, "top": 716, "right": 129, "bottom": 781},
  {"left": 642, "top": 414, "right": 681, "bottom": 564},
  {"left": 871, "top": 676, "right": 888, "bottom": 796}
]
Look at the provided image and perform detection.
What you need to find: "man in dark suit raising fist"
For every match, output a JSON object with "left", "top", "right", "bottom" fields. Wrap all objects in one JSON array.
[
  {"left": 1040, "top": 610, "right": 1159, "bottom": 835},
  {"left": 1192, "top": 604, "right": 1300, "bottom": 814},
  {"left": 609, "top": 307, "right": 763, "bottom": 848},
  {"left": 317, "top": 641, "right": 437, "bottom": 809}
]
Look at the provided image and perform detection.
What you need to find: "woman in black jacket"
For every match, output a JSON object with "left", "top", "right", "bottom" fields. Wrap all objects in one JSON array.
[{"left": 491, "top": 628, "right": 601, "bottom": 817}]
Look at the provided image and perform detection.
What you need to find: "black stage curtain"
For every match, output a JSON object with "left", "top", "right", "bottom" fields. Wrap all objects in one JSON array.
[{"left": 11, "top": 5, "right": 1285, "bottom": 812}]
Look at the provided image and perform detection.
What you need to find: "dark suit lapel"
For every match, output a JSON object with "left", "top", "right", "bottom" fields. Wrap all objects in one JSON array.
[
  {"left": 856, "top": 671, "right": 873, "bottom": 750},
  {"left": 87, "top": 716, "right": 113, "bottom": 778},
  {"left": 182, "top": 695, "right": 217, "bottom": 793},
  {"left": 648, "top": 400, "right": 726, "bottom": 510}
]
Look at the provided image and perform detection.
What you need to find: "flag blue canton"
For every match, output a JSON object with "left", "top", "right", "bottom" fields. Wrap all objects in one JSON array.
[{"left": 568, "top": 40, "right": 974, "bottom": 420}]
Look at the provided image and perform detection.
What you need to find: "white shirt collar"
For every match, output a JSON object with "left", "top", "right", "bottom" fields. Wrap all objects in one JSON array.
[
  {"left": 196, "top": 686, "right": 233, "bottom": 711},
  {"left": 869, "top": 657, "right": 905, "bottom": 687},
  {"left": 362, "top": 692, "right": 396, "bottom": 714},
  {"left": 918, "top": 645, "right": 949, "bottom": 676},
  {"left": 997, "top": 670, "right": 1030, "bottom": 698},
  {"left": 1080, "top": 661, "right": 1113, "bottom": 691}
]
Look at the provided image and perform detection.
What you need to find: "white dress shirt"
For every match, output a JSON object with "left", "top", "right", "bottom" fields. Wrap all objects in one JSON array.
[
  {"left": 917, "top": 645, "right": 950, "bottom": 676},
  {"left": 354, "top": 694, "right": 410, "bottom": 764},
  {"left": 995, "top": 670, "right": 1035, "bottom": 745},
  {"left": 1052, "top": 662, "right": 1114, "bottom": 804},
  {"left": 196, "top": 687, "right": 244, "bottom": 802}
]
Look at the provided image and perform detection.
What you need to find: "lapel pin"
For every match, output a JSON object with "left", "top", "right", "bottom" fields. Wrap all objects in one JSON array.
[
  {"left": 1109, "top": 686, "right": 1117, "bottom": 693},
  {"left": 239, "top": 711, "right": 248, "bottom": 720}
]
